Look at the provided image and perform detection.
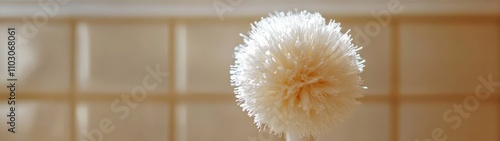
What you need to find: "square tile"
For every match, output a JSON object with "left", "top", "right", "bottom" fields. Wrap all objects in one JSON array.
[
  {"left": 77, "top": 101, "right": 169, "bottom": 141},
  {"left": 400, "top": 23, "right": 499, "bottom": 95},
  {"left": 0, "top": 100, "right": 70, "bottom": 141},
  {"left": 77, "top": 22, "right": 169, "bottom": 94},
  {"left": 400, "top": 101, "right": 499, "bottom": 141},
  {"left": 315, "top": 103, "right": 390, "bottom": 141},
  {"left": 176, "top": 102, "right": 282, "bottom": 141},
  {"left": 0, "top": 22, "right": 71, "bottom": 94},
  {"left": 175, "top": 21, "right": 251, "bottom": 94},
  {"left": 334, "top": 20, "right": 392, "bottom": 95}
]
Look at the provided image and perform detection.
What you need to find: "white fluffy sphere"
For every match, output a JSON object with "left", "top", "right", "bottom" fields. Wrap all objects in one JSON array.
[{"left": 230, "top": 11, "right": 365, "bottom": 137}]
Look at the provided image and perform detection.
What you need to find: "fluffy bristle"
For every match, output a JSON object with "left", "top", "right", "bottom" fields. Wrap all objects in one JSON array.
[{"left": 230, "top": 10, "right": 365, "bottom": 137}]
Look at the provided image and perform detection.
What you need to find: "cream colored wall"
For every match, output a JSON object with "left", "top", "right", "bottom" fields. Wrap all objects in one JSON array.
[{"left": 0, "top": 0, "right": 498, "bottom": 141}]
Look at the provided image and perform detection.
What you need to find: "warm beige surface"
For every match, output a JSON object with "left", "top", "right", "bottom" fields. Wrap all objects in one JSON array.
[
  {"left": 76, "top": 101, "right": 170, "bottom": 141},
  {"left": 176, "top": 102, "right": 281, "bottom": 141},
  {"left": 81, "top": 22, "right": 170, "bottom": 94},
  {"left": 0, "top": 1, "right": 498, "bottom": 141},
  {"left": 315, "top": 103, "right": 390, "bottom": 141},
  {"left": 176, "top": 21, "right": 251, "bottom": 94},
  {"left": 0, "top": 23, "right": 72, "bottom": 94},
  {"left": 0, "top": 100, "right": 71, "bottom": 140},
  {"left": 400, "top": 102, "right": 499, "bottom": 141},
  {"left": 400, "top": 22, "right": 499, "bottom": 95},
  {"left": 337, "top": 21, "right": 392, "bottom": 95}
]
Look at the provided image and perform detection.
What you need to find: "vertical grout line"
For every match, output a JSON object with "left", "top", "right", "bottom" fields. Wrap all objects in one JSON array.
[
  {"left": 173, "top": 21, "right": 188, "bottom": 141},
  {"left": 497, "top": 15, "right": 500, "bottom": 141},
  {"left": 389, "top": 19, "right": 401, "bottom": 141},
  {"left": 69, "top": 20, "right": 78, "bottom": 141},
  {"left": 167, "top": 20, "right": 177, "bottom": 141}
]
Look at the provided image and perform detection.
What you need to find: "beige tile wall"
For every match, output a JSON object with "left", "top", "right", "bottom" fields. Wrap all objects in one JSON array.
[
  {"left": 0, "top": 2, "right": 499, "bottom": 141},
  {"left": 0, "top": 100, "right": 71, "bottom": 140},
  {"left": 0, "top": 23, "right": 72, "bottom": 94},
  {"left": 79, "top": 22, "right": 170, "bottom": 94},
  {"left": 400, "top": 102, "right": 499, "bottom": 141},
  {"left": 315, "top": 103, "right": 391, "bottom": 141},
  {"left": 77, "top": 101, "right": 170, "bottom": 141},
  {"left": 400, "top": 22, "right": 499, "bottom": 95},
  {"left": 175, "top": 21, "right": 252, "bottom": 94},
  {"left": 176, "top": 102, "right": 281, "bottom": 141}
]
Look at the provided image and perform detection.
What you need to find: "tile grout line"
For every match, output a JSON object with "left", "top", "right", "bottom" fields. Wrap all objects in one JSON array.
[
  {"left": 70, "top": 20, "right": 78, "bottom": 141},
  {"left": 389, "top": 19, "right": 401, "bottom": 141},
  {"left": 167, "top": 20, "right": 177, "bottom": 141},
  {"left": 497, "top": 14, "right": 500, "bottom": 141},
  {"left": 2, "top": 93, "right": 497, "bottom": 103},
  {"left": 0, "top": 15, "right": 498, "bottom": 22}
]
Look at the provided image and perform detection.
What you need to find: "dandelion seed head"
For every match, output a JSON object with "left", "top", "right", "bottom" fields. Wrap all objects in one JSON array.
[{"left": 230, "top": 10, "right": 365, "bottom": 137}]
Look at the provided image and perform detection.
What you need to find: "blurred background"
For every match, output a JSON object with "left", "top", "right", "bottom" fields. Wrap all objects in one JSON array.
[{"left": 0, "top": 0, "right": 498, "bottom": 141}]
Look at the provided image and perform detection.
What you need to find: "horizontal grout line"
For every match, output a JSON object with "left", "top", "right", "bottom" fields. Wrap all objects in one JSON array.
[
  {"left": 0, "top": 2, "right": 498, "bottom": 18},
  {"left": 1, "top": 93, "right": 498, "bottom": 103},
  {"left": 0, "top": 15, "right": 498, "bottom": 23},
  {"left": 397, "top": 15, "right": 499, "bottom": 23},
  {"left": 400, "top": 94, "right": 500, "bottom": 103}
]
